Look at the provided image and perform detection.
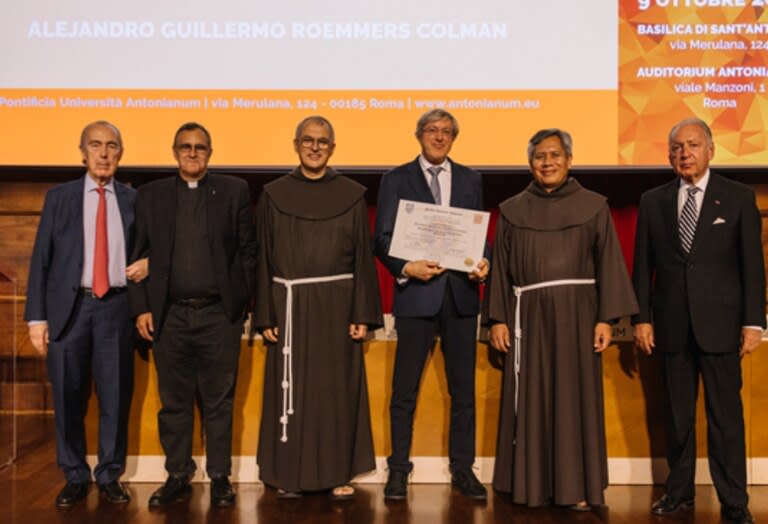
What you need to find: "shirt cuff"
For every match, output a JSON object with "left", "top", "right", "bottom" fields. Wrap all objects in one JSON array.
[
  {"left": 27, "top": 320, "right": 47, "bottom": 327},
  {"left": 396, "top": 262, "right": 410, "bottom": 286}
]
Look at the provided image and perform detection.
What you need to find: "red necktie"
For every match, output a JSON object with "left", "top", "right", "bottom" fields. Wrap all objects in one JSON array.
[{"left": 92, "top": 187, "right": 109, "bottom": 298}]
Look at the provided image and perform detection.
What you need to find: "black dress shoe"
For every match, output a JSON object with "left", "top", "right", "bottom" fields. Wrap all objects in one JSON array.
[
  {"left": 56, "top": 482, "right": 89, "bottom": 507},
  {"left": 721, "top": 505, "right": 754, "bottom": 524},
  {"left": 451, "top": 469, "right": 488, "bottom": 500},
  {"left": 99, "top": 480, "right": 130, "bottom": 503},
  {"left": 384, "top": 471, "right": 408, "bottom": 500},
  {"left": 210, "top": 476, "right": 236, "bottom": 507},
  {"left": 148, "top": 476, "right": 192, "bottom": 507},
  {"left": 651, "top": 493, "right": 694, "bottom": 515}
]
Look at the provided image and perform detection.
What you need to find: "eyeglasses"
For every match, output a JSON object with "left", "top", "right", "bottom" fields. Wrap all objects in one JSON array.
[
  {"left": 298, "top": 136, "right": 332, "bottom": 150},
  {"left": 175, "top": 143, "right": 210, "bottom": 155},
  {"left": 422, "top": 126, "right": 454, "bottom": 138}
]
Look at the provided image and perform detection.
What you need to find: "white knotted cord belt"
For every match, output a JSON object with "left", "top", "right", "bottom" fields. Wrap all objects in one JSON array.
[
  {"left": 512, "top": 278, "right": 596, "bottom": 415},
  {"left": 272, "top": 273, "right": 354, "bottom": 442}
]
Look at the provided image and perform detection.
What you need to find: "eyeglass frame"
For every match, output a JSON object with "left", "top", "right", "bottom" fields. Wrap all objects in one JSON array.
[
  {"left": 174, "top": 143, "right": 211, "bottom": 155},
  {"left": 296, "top": 136, "right": 333, "bottom": 150}
]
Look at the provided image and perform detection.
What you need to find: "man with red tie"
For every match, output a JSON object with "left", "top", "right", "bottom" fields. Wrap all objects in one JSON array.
[{"left": 25, "top": 121, "right": 144, "bottom": 507}]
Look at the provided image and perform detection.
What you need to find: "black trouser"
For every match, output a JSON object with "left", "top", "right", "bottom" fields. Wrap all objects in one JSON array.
[
  {"left": 153, "top": 301, "right": 242, "bottom": 478},
  {"left": 661, "top": 326, "right": 747, "bottom": 507},
  {"left": 388, "top": 286, "right": 478, "bottom": 473}
]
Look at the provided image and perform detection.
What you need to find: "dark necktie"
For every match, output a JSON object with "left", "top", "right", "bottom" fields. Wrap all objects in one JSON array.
[
  {"left": 679, "top": 186, "right": 700, "bottom": 254},
  {"left": 92, "top": 187, "right": 109, "bottom": 298},
  {"left": 427, "top": 166, "right": 443, "bottom": 205}
]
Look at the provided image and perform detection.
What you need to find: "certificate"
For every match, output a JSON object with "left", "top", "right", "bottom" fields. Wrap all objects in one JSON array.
[{"left": 389, "top": 200, "right": 490, "bottom": 273}]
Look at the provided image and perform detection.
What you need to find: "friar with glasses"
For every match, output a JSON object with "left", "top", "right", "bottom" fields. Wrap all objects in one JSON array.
[
  {"left": 253, "top": 115, "right": 382, "bottom": 500},
  {"left": 374, "top": 109, "right": 489, "bottom": 500},
  {"left": 487, "top": 128, "right": 637, "bottom": 511},
  {"left": 129, "top": 121, "right": 257, "bottom": 508}
]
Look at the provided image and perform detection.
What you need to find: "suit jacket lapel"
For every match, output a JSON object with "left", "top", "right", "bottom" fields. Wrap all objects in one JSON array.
[
  {"left": 114, "top": 182, "right": 133, "bottom": 244},
  {"left": 166, "top": 178, "right": 177, "bottom": 251},
  {"left": 661, "top": 180, "right": 685, "bottom": 257},
  {"left": 205, "top": 175, "right": 219, "bottom": 270},
  {"left": 405, "top": 157, "right": 434, "bottom": 204},
  {"left": 73, "top": 176, "right": 86, "bottom": 263},
  {"left": 448, "top": 159, "right": 468, "bottom": 208}
]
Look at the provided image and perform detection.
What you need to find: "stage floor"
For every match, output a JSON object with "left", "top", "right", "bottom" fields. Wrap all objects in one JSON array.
[{"left": 2, "top": 414, "right": 767, "bottom": 524}]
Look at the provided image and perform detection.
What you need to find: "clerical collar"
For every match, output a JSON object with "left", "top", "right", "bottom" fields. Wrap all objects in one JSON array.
[{"left": 177, "top": 173, "right": 208, "bottom": 189}]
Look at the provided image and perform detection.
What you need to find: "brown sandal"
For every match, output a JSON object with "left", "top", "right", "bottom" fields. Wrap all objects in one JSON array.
[{"left": 569, "top": 500, "right": 591, "bottom": 511}]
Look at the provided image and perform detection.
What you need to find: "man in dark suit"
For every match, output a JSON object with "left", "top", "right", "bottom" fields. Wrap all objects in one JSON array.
[
  {"left": 129, "top": 122, "right": 257, "bottom": 508},
  {"left": 25, "top": 121, "right": 141, "bottom": 507},
  {"left": 633, "top": 118, "right": 765, "bottom": 524},
  {"left": 374, "top": 109, "right": 488, "bottom": 500}
]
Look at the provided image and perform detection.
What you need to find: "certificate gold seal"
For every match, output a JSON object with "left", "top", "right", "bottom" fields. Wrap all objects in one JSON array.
[{"left": 464, "top": 258, "right": 474, "bottom": 267}]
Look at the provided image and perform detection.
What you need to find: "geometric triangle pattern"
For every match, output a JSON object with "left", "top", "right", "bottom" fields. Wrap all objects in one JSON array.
[{"left": 619, "top": 1, "right": 768, "bottom": 165}]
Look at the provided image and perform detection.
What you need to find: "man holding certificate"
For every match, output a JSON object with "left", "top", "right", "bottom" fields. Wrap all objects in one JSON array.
[{"left": 374, "top": 109, "right": 489, "bottom": 500}]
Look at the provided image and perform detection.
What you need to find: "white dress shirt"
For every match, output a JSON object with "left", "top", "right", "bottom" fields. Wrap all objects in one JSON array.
[
  {"left": 677, "top": 169, "right": 709, "bottom": 220},
  {"left": 419, "top": 155, "right": 452, "bottom": 207}
]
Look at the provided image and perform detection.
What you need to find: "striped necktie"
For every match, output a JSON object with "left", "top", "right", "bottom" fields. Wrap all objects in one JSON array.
[
  {"left": 427, "top": 166, "right": 442, "bottom": 205},
  {"left": 679, "top": 186, "right": 700, "bottom": 254}
]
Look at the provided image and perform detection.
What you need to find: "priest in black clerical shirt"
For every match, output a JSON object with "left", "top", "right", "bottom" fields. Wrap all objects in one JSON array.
[{"left": 128, "top": 122, "right": 257, "bottom": 508}]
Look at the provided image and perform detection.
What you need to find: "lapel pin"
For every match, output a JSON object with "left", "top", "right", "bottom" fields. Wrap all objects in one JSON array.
[{"left": 714, "top": 200, "right": 720, "bottom": 205}]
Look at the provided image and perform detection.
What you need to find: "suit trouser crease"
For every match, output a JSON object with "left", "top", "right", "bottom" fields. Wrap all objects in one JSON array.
[
  {"left": 662, "top": 330, "right": 747, "bottom": 507},
  {"left": 48, "top": 292, "right": 134, "bottom": 484},
  {"left": 388, "top": 285, "right": 478, "bottom": 472},
  {"left": 153, "top": 302, "right": 241, "bottom": 477}
]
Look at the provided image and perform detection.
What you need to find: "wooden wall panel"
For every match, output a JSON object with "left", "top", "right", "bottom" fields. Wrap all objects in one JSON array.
[
  {"left": 0, "top": 184, "right": 48, "bottom": 360},
  {"left": 0, "top": 182, "right": 51, "bottom": 214},
  {"left": 77, "top": 339, "right": 768, "bottom": 459}
]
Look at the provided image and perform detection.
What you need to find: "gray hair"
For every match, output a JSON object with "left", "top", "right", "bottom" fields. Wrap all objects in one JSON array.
[
  {"left": 294, "top": 115, "right": 335, "bottom": 144},
  {"left": 415, "top": 109, "right": 459, "bottom": 138},
  {"left": 527, "top": 128, "right": 573, "bottom": 163},
  {"left": 79, "top": 120, "right": 123, "bottom": 151},
  {"left": 668, "top": 118, "right": 713, "bottom": 148}
]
